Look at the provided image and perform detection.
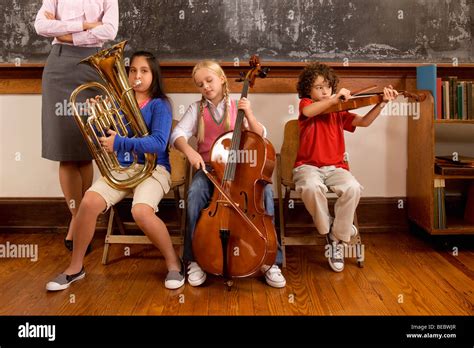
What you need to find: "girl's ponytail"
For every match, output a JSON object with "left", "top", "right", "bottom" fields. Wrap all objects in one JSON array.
[{"left": 223, "top": 81, "right": 231, "bottom": 132}]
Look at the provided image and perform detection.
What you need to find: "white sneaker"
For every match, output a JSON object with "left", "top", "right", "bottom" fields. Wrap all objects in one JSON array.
[
  {"left": 263, "top": 265, "right": 286, "bottom": 288},
  {"left": 326, "top": 233, "right": 344, "bottom": 272},
  {"left": 351, "top": 224, "right": 358, "bottom": 238},
  {"left": 164, "top": 260, "right": 185, "bottom": 290},
  {"left": 187, "top": 262, "right": 206, "bottom": 287}
]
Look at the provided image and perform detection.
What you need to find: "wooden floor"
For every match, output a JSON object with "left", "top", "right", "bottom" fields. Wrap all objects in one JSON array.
[{"left": 0, "top": 230, "right": 472, "bottom": 316}]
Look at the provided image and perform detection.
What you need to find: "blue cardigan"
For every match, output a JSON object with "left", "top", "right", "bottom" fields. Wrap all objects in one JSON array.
[{"left": 113, "top": 98, "right": 172, "bottom": 173}]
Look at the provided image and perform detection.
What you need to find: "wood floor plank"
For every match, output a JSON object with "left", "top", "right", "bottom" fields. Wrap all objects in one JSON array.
[
  {"left": 233, "top": 278, "right": 256, "bottom": 315},
  {"left": 348, "top": 238, "right": 405, "bottom": 315},
  {"left": 250, "top": 275, "right": 272, "bottom": 315},
  {"left": 303, "top": 246, "right": 345, "bottom": 315},
  {"left": 369, "top": 237, "right": 457, "bottom": 315},
  {"left": 383, "top": 232, "right": 473, "bottom": 314},
  {"left": 0, "top": 230, "right": 472, "bottom": 315},
  {"left": 262, "top": 280, "right": 287, "bottom": 315},
  {"left": 286, "top": 247, "right": 327, "bottom": 315},
  {"left": 360, "top": 238, "right": 427, "bottom": 315},
  {"left": 345, "top": 263, "right": 392, "bottom": 315},
  {"left": 206, "top": 275, "right": 233, "bottom": 315},
  {"left": 410, "top": 251, "right": 473, "bottom": 314},
  {"left": 176, "top": 281, "right": 210, "bottom": 316}
]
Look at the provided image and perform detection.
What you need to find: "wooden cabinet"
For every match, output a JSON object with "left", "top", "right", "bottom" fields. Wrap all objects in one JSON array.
[{"left": 407, "top": 91, "right": 474, "bottom": 235}]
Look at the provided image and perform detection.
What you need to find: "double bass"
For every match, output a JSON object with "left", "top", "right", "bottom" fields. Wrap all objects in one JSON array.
[{"left": 192, "top": 56, "right": 277, "bottom": 286}]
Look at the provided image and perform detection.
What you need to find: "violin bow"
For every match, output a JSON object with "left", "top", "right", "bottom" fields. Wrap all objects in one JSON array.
[
  {"left": 342, "top": 85, "right": 426, "bottom": 102},
  {"left": 339, "top": 85, "right": 377, "bottom": 101}
]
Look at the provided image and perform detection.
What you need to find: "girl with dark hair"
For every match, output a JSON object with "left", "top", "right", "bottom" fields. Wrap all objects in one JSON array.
[{"left": 46, "top": 51, "right": 184, "bottom": 291}]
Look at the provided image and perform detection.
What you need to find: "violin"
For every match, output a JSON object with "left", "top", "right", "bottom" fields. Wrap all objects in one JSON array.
[
  {"left": 192, "top": 56, "right": 277, "bottom": 287},
  {"left": 323, "top": 85, "right": 426, "bottom": 114}
]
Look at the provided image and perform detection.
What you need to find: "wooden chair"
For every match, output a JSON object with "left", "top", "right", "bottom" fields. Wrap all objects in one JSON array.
[
  {"left": 101, "top": 121, "right": 189, "bottom": 265},
  {"left": 276, "top": 119, "right": 364, "bottom": 268}
]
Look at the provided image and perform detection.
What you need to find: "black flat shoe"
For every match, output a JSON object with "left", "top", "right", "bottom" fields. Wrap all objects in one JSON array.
[
  {"left": 64, "top": 238, "right": 73, "bottom": 251},
  {"left": 63, "top": 239, "right": 92, "bottom": 254}
]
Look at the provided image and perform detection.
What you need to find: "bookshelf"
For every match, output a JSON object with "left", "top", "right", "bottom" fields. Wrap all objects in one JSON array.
[{"left": 407, "top": 90, "right": 474, "bottom": 235}]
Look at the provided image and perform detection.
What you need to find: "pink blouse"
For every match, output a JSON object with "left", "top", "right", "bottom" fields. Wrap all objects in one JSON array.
[{"left": 34, "top": 0, "right": 119, "bottom": 47}]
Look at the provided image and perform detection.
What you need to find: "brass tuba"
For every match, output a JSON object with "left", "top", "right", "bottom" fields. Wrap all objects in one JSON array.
[{"left": 70, "top": 41, "right": 156, "bottom": 190}]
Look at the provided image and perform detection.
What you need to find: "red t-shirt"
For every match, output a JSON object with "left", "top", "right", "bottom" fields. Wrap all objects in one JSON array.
[{"left": 294, "top": 98, "right": 357, "bottom": 170}]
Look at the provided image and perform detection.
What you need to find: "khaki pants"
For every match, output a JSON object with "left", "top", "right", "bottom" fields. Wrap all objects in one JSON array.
[{"left": 292, "top": 164, "right": 362, "bottom": 242}]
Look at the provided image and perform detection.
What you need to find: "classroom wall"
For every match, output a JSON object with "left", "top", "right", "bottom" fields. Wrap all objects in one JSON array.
[{"left": 1, "top": 93, "right": 415, "bottom": 198}]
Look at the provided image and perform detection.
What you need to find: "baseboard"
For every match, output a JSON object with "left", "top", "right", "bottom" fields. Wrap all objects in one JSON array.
[{"left": 0, "top": 197, "right": 408, "bottom": 234}]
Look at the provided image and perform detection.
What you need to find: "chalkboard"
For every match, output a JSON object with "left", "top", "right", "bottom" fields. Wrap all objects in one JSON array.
[{"left": 0, "top": 0, "right": 473, "bottom": 64}]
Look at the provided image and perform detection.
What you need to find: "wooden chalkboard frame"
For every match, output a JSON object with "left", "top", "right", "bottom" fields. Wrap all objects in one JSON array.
[{"left": 1, "top": 63, "right": 474, "bottom": 95}]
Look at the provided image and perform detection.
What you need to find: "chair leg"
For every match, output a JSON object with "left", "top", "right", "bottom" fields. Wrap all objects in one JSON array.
[
  {"left": 281, "top": 187, "right": 292, "bottom": 268},
  {"left": 102, "top": 207, "right": 115, "bottom": 265},
  {"left": 281, "top": 243, "right": 287, "bottom": 269},
  {"left": 276, "top": 154, "right": 287, "bottom": 268},
  {"left": 352, "top": 212, "right": 364, "bottom": 268},
  {"left": 173, "top": 185, "right": 185, "bottom": 257}
]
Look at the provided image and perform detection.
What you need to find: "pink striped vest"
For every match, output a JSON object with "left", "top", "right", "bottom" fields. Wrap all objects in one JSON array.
[{"left": 197, "top": 100, "right": 238, "bottom": 162}]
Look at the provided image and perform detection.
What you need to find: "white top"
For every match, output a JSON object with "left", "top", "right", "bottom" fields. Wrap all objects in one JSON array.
[
  {"left": 34, "top": 0, "right": 119, "bottom": 47},
  {"left": 170, "top": 98, "right": 267, "bottom": 147}
]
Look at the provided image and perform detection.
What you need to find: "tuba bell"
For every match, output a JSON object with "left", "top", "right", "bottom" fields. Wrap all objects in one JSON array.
[{"left": 70, "top": 41, "right": 156, "bottom": 190}]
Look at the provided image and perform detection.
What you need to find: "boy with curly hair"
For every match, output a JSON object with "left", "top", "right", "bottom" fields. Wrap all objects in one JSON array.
[{"left": 294, "top": 62, "right": 397, "bottom": 272}]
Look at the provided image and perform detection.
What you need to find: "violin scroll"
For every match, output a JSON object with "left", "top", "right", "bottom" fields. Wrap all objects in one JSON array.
[{"left": 399, "top": 90, "right": 426, "bottom": 102}]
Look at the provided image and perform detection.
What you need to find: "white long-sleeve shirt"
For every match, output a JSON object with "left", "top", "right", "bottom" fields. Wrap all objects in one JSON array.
[
  {"left": 170, "top": 98, "right": 267, "bottom": 147},
  {"left": 34, "top": 0, "right": 118, "bottom": 47}
]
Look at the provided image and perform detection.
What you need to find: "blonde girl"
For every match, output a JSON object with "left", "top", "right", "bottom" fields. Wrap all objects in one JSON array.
[{"left": 171, "top": 60, "right": 286, "bottom": 288}]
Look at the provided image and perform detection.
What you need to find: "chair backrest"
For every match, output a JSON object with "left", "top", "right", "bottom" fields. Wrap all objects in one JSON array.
[
  {"left": 280, "top": 119, "right": 300, "bottom": 186},
  {"left": 169, "top": 120, "right": 189, "bottom": 187}
]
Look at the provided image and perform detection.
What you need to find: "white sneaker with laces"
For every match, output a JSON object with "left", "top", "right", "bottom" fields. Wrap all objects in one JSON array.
[
  {"left": 263, "top": 265, "right": 286, "bottom": 288},
  {"left": 326, "top": 233, "right": 345, "bottom": 272},
  {"left": 187, "top": 261, "right": 206, "bottom": 287}
]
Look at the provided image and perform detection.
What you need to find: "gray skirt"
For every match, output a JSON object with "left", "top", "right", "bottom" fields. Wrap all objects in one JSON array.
[{"left": 41, "top": 44, "right": 102, "bottom": 161}]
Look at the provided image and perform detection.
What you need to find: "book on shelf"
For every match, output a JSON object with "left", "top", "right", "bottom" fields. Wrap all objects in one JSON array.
[
  {"left": 433, "top": 179, "right": 446, "bottom": 229},
  {"left": 416, "top": 64, "right": 474, "bottom": 120},
  {"left": 442, "top": 80, "right": 450, "bottom": 119},
  {"left": 448, "top": 76, "right": 458, "bottom": 119},
  {"left": 435, "top": 155, "right": 474, "bottom": 166},
  {"left": 441, "top": 79, "right": 474, "bottom": 120},
  {"left": 435, "top": 165, "right": 474, "bottom": 176},
  {"left": 435, "top": 155, "right": 474, "bottom": 176},
  {"left": 468, "top": 82, "right": 474, "bottom": 120},
  {"left": 416, "top": 65, "right": 438, "bottom": 119},
  {"left": 436, "top": 77, "right": 442, "bottom": 120}
]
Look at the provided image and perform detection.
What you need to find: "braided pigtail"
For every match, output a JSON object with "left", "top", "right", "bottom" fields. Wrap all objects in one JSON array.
[{"left": 196, "top": 96, "right": 206, "bottom": 143}]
